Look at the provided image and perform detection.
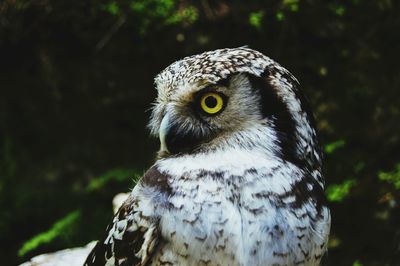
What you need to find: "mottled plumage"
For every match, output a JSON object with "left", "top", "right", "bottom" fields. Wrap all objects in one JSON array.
[{"left": 85, "top": 47, "right": 330, "bottom": 266}]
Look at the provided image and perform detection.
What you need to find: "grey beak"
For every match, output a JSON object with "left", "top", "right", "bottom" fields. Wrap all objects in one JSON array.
[{"left": 159, "top": 113, "right": 170, "bottom": 153}]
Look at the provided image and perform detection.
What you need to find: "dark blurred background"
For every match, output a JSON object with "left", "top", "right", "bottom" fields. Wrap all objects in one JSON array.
[{"left": 1, "top": 1, "right": 399, "bottom": 265}]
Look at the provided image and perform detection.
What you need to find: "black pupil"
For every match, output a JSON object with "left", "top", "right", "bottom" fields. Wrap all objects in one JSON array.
[{"left": 205, "top": 96, "right": 218, "bottom": 108}]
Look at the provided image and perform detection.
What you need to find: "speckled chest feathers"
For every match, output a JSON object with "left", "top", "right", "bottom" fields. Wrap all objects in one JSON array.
[{"left": 85, "top": 47, "right": 331, "bottom": 266}]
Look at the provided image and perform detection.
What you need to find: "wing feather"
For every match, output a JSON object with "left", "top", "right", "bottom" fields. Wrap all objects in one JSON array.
[{"left": 84, "top": 183, "right": 161, "bottom": 266}]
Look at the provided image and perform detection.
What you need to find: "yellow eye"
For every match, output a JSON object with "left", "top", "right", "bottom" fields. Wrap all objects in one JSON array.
[{"left": 200, "top": 92, "right": 224, "bottom": 115}]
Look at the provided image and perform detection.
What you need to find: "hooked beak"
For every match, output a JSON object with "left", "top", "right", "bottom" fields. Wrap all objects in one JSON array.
[
  {"left": 157, "top": 111, "right": 204, "bottom": 157},
  {"left": 159, "top": 113, "right": 170, "bottom": 153}
]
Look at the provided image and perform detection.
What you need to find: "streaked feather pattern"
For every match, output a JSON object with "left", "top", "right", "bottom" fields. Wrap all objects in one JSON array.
[{"left": 85, "top": 47, "right": 330, "bottom": 266}]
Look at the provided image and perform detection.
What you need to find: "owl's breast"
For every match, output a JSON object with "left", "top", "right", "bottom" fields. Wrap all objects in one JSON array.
[
  {"left": 149, "top": 167, "right": 329, "bottom": 266},
  {"left": 156, "top": 175, "right": 242, "bottom": 265}
]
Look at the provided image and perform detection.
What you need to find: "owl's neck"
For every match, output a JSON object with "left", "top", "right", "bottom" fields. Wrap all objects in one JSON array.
[
  {"left": 157, "top": 145, "right": 282, "bottom": 177},
  {"left": 202, "top": 120, "right": 321, "bottom": 183}
]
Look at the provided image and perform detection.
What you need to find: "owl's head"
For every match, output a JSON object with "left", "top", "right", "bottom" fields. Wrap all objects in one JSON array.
[{"left": 149, "top": 47, "right": 321, "bottom": 171}]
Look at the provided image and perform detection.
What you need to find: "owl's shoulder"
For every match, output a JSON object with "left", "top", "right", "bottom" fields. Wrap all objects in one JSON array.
[{"left": 84, "top": 168, "right": 169, "bottom": 266}]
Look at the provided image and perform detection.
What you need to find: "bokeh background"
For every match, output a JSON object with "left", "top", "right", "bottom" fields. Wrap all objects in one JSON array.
[{"left": 1, "top": 1, "right": 399, "bottom": 265}]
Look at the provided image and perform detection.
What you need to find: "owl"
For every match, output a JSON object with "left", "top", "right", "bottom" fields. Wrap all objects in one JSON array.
[{"left": 84, "top": 47, "right": 330, "bottom": 266}]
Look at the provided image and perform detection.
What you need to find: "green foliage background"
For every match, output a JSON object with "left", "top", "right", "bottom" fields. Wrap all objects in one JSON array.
[{"left": 0, "top": 0, "right": 399, "bottom": 265}]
